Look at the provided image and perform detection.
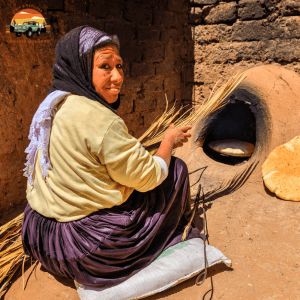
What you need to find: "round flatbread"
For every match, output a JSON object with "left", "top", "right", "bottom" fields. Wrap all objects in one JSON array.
[
  {"left": 262, "top": 136, "right": 300, "bottom": 201},
  {"left": 208, "top": 140, "right": 255, "bottom": 157}
]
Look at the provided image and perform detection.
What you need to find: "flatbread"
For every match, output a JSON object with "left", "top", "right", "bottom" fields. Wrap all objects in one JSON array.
[
  {"left": 262, "top": 136, "right": 300, "bottom": 201},
  {"left": 208, "top": 140, "right": 255, "bottom": 157}
]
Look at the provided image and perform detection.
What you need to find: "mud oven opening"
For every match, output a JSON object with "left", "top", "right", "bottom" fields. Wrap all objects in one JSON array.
[{"left": 202, "top": 99, "right": 256, "bottom": 166}]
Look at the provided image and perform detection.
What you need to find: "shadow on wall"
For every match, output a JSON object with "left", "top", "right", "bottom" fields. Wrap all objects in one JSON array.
[{"left": 0, "top": 0, "right": 194, "bottom": 220}]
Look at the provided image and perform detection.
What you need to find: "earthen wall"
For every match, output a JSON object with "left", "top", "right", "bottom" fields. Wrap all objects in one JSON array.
[
  {"left": 0, "top": 0, "right": 193, "bottom": 219},
  {"left": 1, "top": 0, "right": 299, "bottom": 219},
  {"left": 189, "top": 0, "right": 300, "bottom": 104}
]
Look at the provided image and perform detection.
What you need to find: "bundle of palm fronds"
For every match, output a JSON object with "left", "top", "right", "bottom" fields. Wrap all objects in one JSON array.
[
  {"left": 0, "top": 213, "right": 29, "bottom": 297},
  {"left": 0, "top": 71, "right": 246, "bottom": 296},
  {"left": 139, "top": 72, "right": 247, "bottom": 154}
]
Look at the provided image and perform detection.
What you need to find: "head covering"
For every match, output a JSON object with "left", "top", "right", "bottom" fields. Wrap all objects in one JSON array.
[
  {"left": 24, "top": 26, "right": 121, "bottom": 185},
  {"left": 48, "top": 25, "right": 121, "bottom": 111}
]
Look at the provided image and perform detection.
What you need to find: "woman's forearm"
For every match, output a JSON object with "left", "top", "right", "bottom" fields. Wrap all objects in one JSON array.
[{"left": 155, "top": 139, "right": 173, "bottom": 167}]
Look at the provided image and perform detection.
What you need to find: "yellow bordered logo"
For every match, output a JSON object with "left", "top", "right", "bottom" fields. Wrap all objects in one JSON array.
[{"left": 6, "top": 8, "right": 51, "bottom": 38}]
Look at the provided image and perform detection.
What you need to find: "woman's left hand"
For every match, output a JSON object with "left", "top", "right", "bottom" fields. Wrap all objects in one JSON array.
[{"left": 155, "top": 124, "right": 192, "bottom": 167}]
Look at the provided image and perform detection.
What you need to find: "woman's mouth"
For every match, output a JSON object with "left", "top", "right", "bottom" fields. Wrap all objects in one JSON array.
[{"left": 106, "top": 87, "right": 121, "bottom": 93}]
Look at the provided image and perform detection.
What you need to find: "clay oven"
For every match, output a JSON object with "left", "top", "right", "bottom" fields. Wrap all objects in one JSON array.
[{"left": 176, "top": 65, "right": 300, "bottom": 199}]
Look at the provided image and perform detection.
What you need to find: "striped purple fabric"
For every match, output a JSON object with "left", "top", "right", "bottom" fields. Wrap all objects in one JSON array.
[{"left": 22, "top": 157, "right": 201, "bottom": 289}]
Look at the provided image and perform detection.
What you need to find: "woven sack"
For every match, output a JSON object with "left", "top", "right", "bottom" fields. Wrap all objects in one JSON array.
[{"left": 76, "top": 237, "right": 231, "bottom": 300}]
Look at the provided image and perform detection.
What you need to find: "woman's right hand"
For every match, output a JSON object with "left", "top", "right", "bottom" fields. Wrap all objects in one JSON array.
[{"left": 162, "top": 124, "right": 192, "bottom": 149}]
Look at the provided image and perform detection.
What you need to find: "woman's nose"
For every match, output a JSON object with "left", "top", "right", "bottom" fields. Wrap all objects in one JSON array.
[{"left": 111, "top": 68, "right": 123, "bottom": 83}]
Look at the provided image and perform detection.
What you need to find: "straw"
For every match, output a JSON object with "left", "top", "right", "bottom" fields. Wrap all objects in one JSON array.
[
  {"left": 0, "top": 212, "right": 32, "bottom": 297},
  {"left": 139, "top": 72, "right": 247, "bottom": 151}
]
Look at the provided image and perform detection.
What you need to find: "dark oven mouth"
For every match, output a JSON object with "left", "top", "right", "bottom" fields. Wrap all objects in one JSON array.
[{"left": 202, "top": 100, "right": 256, "bottom": 166}]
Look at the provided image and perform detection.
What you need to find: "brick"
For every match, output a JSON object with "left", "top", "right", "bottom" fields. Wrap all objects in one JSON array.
[
  {"left": 167, "top": 0, "right": 186, "bottom": 12},
  {"left": 124, "top": 2, "right": 152, "bottom": 25},
  {"left": 189, "top": 7, "right": 203, "bottom": 24},
  {"left": 142, "top": 47, "right": 164, "bottom": 62},
  {"left": 89, "top": 0, "right": 123, "bottom": 18},
  {"left": 147, "top": 0, "right": 162, "bottom": 8},
  {"left": 143, "top": 77, "right": 164, "bottom": 92},
  {"left": 191, "top": 0, "right": 219, "bottom": 5},
  {"left": 119, "top": 93, "right": 134, "bottom": 114},
  {"left": 182, "top": 83, "right": 194, "bottom": 101},
  {"left": 201, "top": 39, "right": 300, "bottom": 64},
  {"left": 153, "top": 10, "right": 174, "bottom": 27},
  {"left": 134, "top": 92, "right": 156, "bottom": 112},
  {"left": 120, "top": 113, "right": 144, "bottom": 138},
  {"left": 199, "top": 42, "right": 254, "bottom": 64},
  {"left": 121, "top": 78, "right": 143, "bottom": 94},
  {"left": 121, "top": 61, "right": 130, "bottom": 78},
  {"left": 194, "top": 24, "right": 232, "bottom": 44},
  {"left": 165, "top": 45, "right": 181, "bottom": 61},
  {"left": 232, "top": 17, "right": 300, "bottom": 42},
  {"left": 173, "top": 12, "right": 187, "bottom": 29},
  {"left": 137, "top": 28, "right": 161, "bottom": 42},
  {"left": 105, "top": 22, "right": 136, "bottom": 43},
  {"left": 281, "top": 0, "right": 300, "bottom": 16},
  {"left": 238, "top": 0, "right": 266, "bottom": 20},
  {"left": 190, "top": 63, "right": 224, "bottom": 86},
  {"left": 161, "top": 28, "right": 180, "bottom": 43},
  {"left": 204, "top": 2, "right": 237, "bottom": 24},
  {"left": 174, "top": 59, "right": 184, "bottom": 73},
  {"left": 175, "top": 89, "right": 182, "bottom": 102},
  {"left": 186, "top": 62, "right": 197, "bottom": 82},
  {"left": 47, "top": 0, "right": 64, "bottom": 10},
  {"left": 155, "top": 60, "right": 176, "bottom": 75},
  {"left": 164, "top": 74, "right": 181, "bottom": 91},
  {"left": 263, "top": 0, "right": 278, "bottom": 11},
  {"left": 121, "top": 44, "right": 143, "bottom": 62},
  {"left": 232, "top": 20, "right": 271, "bottom": 41},
  {"left": 270, "top": 40, "right": 300, "bottom": 62},
  {"left": 277, "top": 17, "right": 300, "bottom": 39},
  {"left": 58, "top": 14, "right": 104, "bottom": 33},
  {"left": 64, "top": 0, "right": 87, "bottom": 13},
  {"left": 138, "top": 39, "right": 163, "bottom": 50},
  {"left": 58, "top": 14, "right": 105, "bottom": 33},
  {"left": 131, "top": 62, "right": 156, "bottom": 77}
]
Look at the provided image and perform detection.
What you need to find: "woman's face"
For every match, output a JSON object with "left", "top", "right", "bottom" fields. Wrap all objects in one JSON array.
[{"left": 92, "top": 44, "right": 124, "bottom": 104}]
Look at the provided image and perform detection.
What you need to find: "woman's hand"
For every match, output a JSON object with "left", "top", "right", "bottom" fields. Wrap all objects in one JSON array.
[
  {"left": 155, "top": 124, "right": 192, "bottom": 167},
  {"left": 163, "top": 124, "right": 192, "bottom": 149}
]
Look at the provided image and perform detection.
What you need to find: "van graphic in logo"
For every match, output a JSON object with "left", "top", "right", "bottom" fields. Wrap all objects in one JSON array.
[{"left": 6, "top": 8, "right": 50, "bottom": 38}]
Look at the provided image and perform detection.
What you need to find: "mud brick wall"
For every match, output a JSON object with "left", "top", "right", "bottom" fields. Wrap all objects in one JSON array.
[
  {"left": 188, "top": 0, "right": 300, "bottom": 105},
  {"left": 0, "top": 0, "right": 193, "bottom": 219}
]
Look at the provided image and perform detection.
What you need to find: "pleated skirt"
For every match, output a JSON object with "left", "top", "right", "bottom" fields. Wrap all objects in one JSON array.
[{"left": 21, "top": 157, "right": 201, "bottom": 289}]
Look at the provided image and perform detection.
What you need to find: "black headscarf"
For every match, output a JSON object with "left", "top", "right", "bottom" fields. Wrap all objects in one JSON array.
[{"left": 47, "top": 25, "right": 121, "bottom": 112}]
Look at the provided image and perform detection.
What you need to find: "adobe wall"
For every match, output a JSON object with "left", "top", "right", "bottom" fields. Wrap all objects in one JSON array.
[
  {"left": 0, "top": 0, "right": 193, "bottom": 219},
  {"left": 1, "top": 0, "right": 299, "bottom": 220},
  {"left": 188, "top": 0, "right": 300, "bottom": 104}
]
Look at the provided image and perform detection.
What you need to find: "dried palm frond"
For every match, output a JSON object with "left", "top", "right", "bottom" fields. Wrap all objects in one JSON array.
[
  {"left": 0, "top": 213, "right": 31, "bottom": 297},
  {"left": 0, "top": 71, "right": 246, "bottom": 296},
  {"left": 139, "top": 72, "right": 247, "bottom": 153}
]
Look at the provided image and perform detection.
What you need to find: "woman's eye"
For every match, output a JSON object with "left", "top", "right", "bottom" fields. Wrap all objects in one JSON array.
[{"left": 100, "top": 64, "right": 110, "bottom": 69}]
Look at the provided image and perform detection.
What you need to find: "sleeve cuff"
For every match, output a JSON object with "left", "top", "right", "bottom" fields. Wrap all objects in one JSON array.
[{"left": 153, "top": 156, "right": 169, "bottom": 186}]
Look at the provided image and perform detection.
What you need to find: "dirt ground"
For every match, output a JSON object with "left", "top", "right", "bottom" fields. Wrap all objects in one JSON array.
[{"left": 3, "top": 178, "right": 300, "bottom": 300}]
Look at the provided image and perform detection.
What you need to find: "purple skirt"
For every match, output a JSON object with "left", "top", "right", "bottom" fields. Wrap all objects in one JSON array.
[{"left": 21, "top": 157, "right": 201, "bottom": 289}]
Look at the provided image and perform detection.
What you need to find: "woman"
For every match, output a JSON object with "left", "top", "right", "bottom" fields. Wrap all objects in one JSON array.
[{"left": 21, "top": 26, "right": 201, "bottom": 289}]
